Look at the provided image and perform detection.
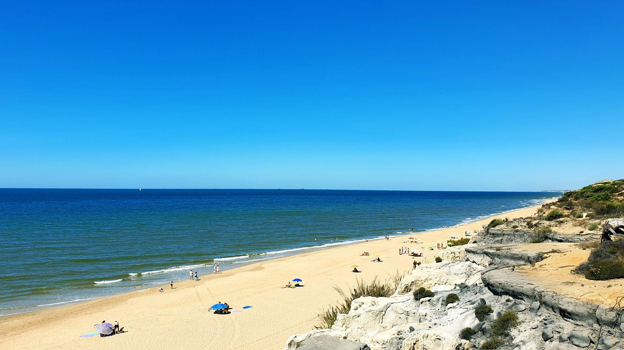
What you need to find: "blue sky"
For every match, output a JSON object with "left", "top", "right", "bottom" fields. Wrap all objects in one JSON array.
[{"left": 1, "top": 1, "right": 622, "bottom": 191}]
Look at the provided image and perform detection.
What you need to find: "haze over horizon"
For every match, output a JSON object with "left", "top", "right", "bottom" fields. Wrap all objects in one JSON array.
[{"left": 1, "top": 1, "right": 623, "bottom": 191}]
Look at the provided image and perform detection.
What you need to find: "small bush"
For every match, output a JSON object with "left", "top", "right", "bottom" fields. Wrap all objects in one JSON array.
[
  {"left": 488, "top": 219, "right": 505, "bottom": 228},
  {"left": 576, "top": 239, "right": 624, "bottom": 281},
  {"left": 530, "top": 226, "right": 552, "bottom": 243},
  {"left": 448, "top": 237, "right": 470, "bottom": 246},
  {"left": 545, "top": 209, "right": 565, "bottom": 221},
  {"left": 413, "top": 287, "right": 435, "bottom": 301},
  {"left": 435, "top": 256, "right": 442, "bottom": 263},
  {"left": 475, "top": 304, "right": 493, "bottom": 321},
  {"left": 588, "top": 223, "right": 599, "bottom": 231},
  {"left": 584, "top": 259, "right": 624, "bottom": 280},
  {"left": 536, "top": 226, "right": 552, "bottom": 234},
  {"left": 491, "top": 310, "right": 519, "bottom": 336},
  {"left": 527, "top": 221, "right": 534, "bottom": 229},
  {"left": 481, "top": 337, "right": 504, "bottom": 350},
  {"left": 445, "top": 293, "right": 459, "bottom": 305},
  {"left": 573, "top": 212, "right": 584, "bottom": 218},
  {"left": 530, "top": 231, "right": 548, "bottom": 243},
  {"left": 460, "top": 327, "right": 476, "bottom": 341}
]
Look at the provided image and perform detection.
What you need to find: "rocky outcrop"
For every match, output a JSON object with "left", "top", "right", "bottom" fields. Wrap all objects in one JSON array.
[
  {"left": 465, "top": 245, "right": 547, "bottom": 267},
  {"left": 295, "top": 335, "right": 370, "bottom": 350},
  {"left": 286, "top": 259, "right": 624, "bottom": 350},
  {"left": 479, "top": 227, "right": 596, "bottom": 245},
  {"left": 481, "top": 268, "right": 623, "bottom": 330}
]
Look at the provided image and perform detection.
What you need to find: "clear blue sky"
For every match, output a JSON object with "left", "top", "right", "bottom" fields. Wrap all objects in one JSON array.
[{"left": 1, "top": 1, "right": 622, "bottom": 191}]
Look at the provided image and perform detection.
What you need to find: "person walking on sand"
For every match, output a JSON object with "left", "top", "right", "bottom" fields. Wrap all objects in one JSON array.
[
  {"left": 213, "top": 265, "right": 217, "bottom": 274},
  {"left": 190, "top": 270, "right": 193, "bottom": 280},
  {"left": 194, "top": 271, "right": 198, "bottom": 280},
  {"left": 216, "top": 264, "right": 220, "bottom": 274},
  {"left": 170, "top": 281, "right": 173, "bottom": 289}
]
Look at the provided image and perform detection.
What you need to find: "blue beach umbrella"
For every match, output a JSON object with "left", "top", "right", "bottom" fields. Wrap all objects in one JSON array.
[
  {"left": 210, "top": 303, "right": 228, "bottom": 310},
  {"left": 293, "top": 278, "right": 302, "bottom": 282}
]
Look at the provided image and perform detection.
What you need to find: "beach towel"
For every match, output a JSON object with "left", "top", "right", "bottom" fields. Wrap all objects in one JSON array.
[
  {"left": 243, "top": 306, "right": 252, "bottom": 309},
  {"left": 80, "top": 332, "right": 100, "bottom": 338}
]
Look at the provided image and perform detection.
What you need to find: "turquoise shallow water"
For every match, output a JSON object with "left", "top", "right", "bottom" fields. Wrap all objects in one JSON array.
[{"left": 0, "top": 189, "right": 559, "bottom": 316}]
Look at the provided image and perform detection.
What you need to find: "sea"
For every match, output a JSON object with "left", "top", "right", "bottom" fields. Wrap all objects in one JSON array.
[{"left": 0, "top": 189, "right": 560, "bottom": 316}]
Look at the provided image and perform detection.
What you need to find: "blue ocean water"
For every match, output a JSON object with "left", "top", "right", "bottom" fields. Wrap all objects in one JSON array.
[{"left": 0, "top": 189, "right": 559, "bottom": 316}]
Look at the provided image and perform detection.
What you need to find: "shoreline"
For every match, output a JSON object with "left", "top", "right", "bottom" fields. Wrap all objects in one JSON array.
[
  {"left": 1, "top": 197, "right": 556, "bottom": 318},
  {"left": 0, "top": 202, "right": 549, "bottom": 350}
]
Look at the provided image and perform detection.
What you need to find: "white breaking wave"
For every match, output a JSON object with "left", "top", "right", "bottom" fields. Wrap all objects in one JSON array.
[
  {"left": 214, "top": 255, "right": 249, "bottom": 262},
  {"left": 37, "top": 298, "right": 92, "bottom": 307},
  {"left": 94, "top": 279, "right": 122, "bottom": 285},
  {"left": 130, "top": 263, "right": 213, "bottom": 276}
]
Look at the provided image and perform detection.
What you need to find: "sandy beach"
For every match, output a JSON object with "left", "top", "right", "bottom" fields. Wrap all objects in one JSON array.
[{"left": 0, "top": 205, "right": 543, "bottom": 350}]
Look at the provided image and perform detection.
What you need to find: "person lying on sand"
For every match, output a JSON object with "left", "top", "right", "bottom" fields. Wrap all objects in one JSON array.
[
  {"left": 371, "top": 257, "right": 382, "bottom": 262},
  {"left": 281, "top": 282, "right": 293, "bottom": 288},
  {"left": 360, "top": 252, "right": 369, "bottom": 256}
]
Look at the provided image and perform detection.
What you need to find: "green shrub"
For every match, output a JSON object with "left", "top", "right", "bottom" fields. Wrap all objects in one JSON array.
[
  {"left": 588, "top": 223, "right": 599, "bottom": 231},
  {"left": 448, "top": 237, "right": 470, "bottom": 246},
  {"left": 526, "top": 221, "right": 534, "bottom": 229},
  {"left": 435, "top": 256, "right": 442, "bottom": 263},
  {"left": 481, "top": 337, "right": 504, "bottom": 350},
  {"left": 460, "top": 327, "right": 476, "bottom": 341},
  {"left": 475, "top": 304, "right": 493, "bottom": 321},
  {"left": 545, "top": 209, "right": 565, "bottom": 221},
  {"left": 445, "top": 293, "right": 459, "bottom": 305},
  {"left": 530, "top": 231, "right": 548, "bottom": 243},
  {"left": 576, "top": 239, "right": 624, "bottom": 281},
  {"left": 584, "top": 259, "right": 624, "bottom": 280},
  {"left": 573, "top": 212, "right": 584, "bottom": 218},
  {"left": 491, "top": 310, "right": 519, "bottom": 336},
  {"left": 413, "top": 287, "right": 435, "bottom": 301},
  {"left": 530, "top": 226, "right": 551, "bottom": 243},
  {"left": 488, "top": 219, "right": 505, "bottom": 228}
]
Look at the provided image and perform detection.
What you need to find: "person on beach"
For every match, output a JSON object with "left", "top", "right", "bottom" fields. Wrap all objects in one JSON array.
[
  {"left": 194, "top": 271, "right": 198, "bottom": 280},
  {"left": 114, "top": 321, "right": 120, "bottom": 334},
  {"left": 170, "top": 281, "right": 173, "bottom": 289},
  {"left": 213, "top": 265, "right": 217, "bottom": 274},
  {"left": 216, "top": 264, "right": 220, "bottom": 274},
  {"left": 352, "top": 267, "right": 360, "bottom": 273},
  {"left": 190, "top": 270, "right": 193, "bottom": 280}
]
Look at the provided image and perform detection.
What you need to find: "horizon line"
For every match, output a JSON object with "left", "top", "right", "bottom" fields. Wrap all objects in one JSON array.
[{"left": 0, "top": 187, "right": 567, "bottom": 193}]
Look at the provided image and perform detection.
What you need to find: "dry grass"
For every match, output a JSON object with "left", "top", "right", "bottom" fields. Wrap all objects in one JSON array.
[
  {"left": 577, "top": 241, "right": 600, "bottom": 250},
  {"left": 316, "top": 271, "right": 404, "bottom": 329}
]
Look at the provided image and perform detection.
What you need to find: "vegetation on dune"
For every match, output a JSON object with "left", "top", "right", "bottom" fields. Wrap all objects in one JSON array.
[
  {"left": 460, "top": 327, "right": 476, "bottom": 341},
  {"left": 488, "top": 219, "right": 505, "bottom": 228},
  {"left": 588, "top": 222, "right": 599, "bottom": 231},
  {"left": 556, "top": 180, "right": 624, "bottom": 217},
  {"left": 445, "top": 293, "right": 459, "bottom": 305},
  {"left": 545, "top": 209, "right": 565, "bottom": 221},
  {"left": 448, "top": 237, "right": 471, "bottom": 246},
  {"left": 530, "top": 226, "right": 552, "bottom": 243},
  {"left": 413, "top": 287, "right": 435, "bottom": 301},
  {"left": 316, "top": 273, "right": 403, "bottom": 329},
  {"left": 491, "top": 310, "right": 520, "bottom": 336},
  {"left": 435, "top": 256, "right": 442, "bottom": 263},
  {"left": 481, "top": 337, "right": 504, "bottom": 350},
  {"left": 475, "top": 304, "right": 493, "bottom": 321},
  {"left": 576, "top": 239, "right": 624, "bottom": 280}
]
